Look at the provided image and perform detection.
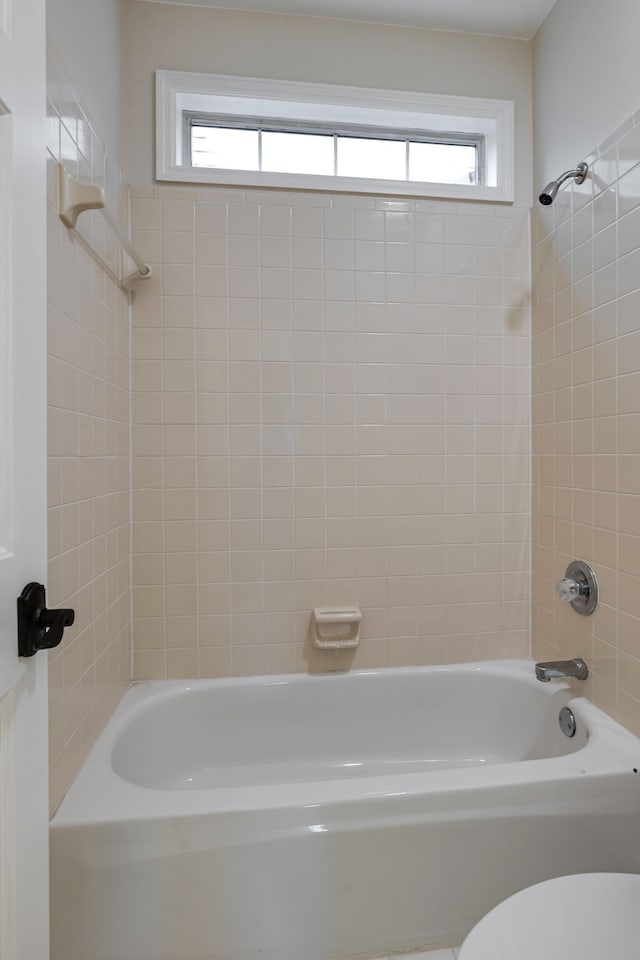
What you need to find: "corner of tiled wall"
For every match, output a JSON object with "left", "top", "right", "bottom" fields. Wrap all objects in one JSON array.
[
  {"left": 47, "top": 44, "right": 131, "bottom": 815},
  {"left": 130, "top": 183, "right": 532, "bottom": 681},
  {"left": 532, "top": 108, "right": 640, "bottom": 736}
]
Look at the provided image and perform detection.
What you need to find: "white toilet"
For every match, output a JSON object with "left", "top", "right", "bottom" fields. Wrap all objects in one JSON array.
[{"left": 459, "top": 872, "right": 640, "bottom": 959}]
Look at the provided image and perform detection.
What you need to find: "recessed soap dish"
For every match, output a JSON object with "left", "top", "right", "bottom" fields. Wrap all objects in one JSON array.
[{"left": 311, "top": 607, "right": 362, "bottom": 649}]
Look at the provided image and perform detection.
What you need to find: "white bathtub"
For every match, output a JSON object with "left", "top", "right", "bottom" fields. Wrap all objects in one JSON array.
[{"left": 51, "top": 660, "right": 640, "bottom": 960}]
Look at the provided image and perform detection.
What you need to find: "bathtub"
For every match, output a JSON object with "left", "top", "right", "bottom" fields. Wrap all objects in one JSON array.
[{"left": 50, "top": 660, "right": 640, "bottom": 960}]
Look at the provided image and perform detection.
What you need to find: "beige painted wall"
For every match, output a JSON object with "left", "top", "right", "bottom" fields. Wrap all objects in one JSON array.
[
  {"left": 533, "top": 0, "right": 640, "bottom": 188},
  {"left": 47, "top": 0, "right": 122, "bottom": 159},
  {"left": 122, "top": 0, "right": 533, "bottom": 206},
  {"left": 123, "top": 1, "right": 533, "bottom": 680},
  {"left": 531, "top": 0, "right": 640, "bottom": 734}
]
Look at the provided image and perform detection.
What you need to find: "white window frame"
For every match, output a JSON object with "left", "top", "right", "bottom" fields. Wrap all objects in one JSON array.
[{"left": 156, "top": 70, "right": 515, "bottom": 203}]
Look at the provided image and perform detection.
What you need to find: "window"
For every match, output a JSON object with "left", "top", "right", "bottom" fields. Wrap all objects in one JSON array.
[
  {"left": 157, "top": 71, "right": 515, "bottom": 202},
  {"left": 187, "top": 116, "right": 481, "bottom": 186}
]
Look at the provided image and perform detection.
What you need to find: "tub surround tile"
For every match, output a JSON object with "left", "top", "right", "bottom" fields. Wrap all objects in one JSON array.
[
  {"left": 532, "top": 103, "right": 640, "bottom": 734},
  {"left": 131, "top": 184, "right": 531, "bottom": 679},
  {"left": 47, "top": 48, "right": 131, "bottom": 815}
]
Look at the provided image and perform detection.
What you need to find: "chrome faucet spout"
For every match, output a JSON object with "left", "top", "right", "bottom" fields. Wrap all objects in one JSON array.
[{"left": 535, "top": 658, "right": 589, "bottom": 682}]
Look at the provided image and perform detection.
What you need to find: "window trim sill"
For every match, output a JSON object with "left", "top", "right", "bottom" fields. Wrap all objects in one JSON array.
[
  {"left": 156, "top": 163, "right": 512, "bottom": 202},
  {"left": 156, "top": 70, "right": 515, "bottom": 204}
]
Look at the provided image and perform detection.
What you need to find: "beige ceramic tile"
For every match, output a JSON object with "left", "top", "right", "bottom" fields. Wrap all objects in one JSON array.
[
  {"left": 47, "top": 60, "right": 131, "bottom": 815},
  {"left": 532, "top": 109, "right": 640, "bottom": 726},
  {"left": 132, "top": 183, "right": 531, "bottom": 681}
]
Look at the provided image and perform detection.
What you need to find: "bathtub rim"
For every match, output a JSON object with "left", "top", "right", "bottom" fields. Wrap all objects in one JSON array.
[{"left": 51, "top": 658, "right": 640, "bottom": 826}]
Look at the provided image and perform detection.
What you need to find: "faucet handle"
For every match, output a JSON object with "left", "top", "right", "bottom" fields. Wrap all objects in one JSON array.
[
  {"left": 554, "top": 560, "right": 598, "bottom": 616},
  {"left": 555, "top": 577, "right": 584, "bottom": 602}
]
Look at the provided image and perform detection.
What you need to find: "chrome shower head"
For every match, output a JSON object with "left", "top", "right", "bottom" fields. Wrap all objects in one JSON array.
[
  {"left": 538, "top": 161, "right": 588, "bottom": 205},
  {"left": 539, "top": 181, "right": 560, "bottom": 205}
]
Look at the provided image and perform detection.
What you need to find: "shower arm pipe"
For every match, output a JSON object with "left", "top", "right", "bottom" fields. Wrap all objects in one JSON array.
[
  {"left": 57, "top": 162, "right": 152, "bottom": 287},
  {"left": 555, "top": 164, "right": 588, "bottom": 190}
]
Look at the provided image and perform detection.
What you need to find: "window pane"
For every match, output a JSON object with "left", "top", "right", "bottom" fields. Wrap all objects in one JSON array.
[
  {"left": 191, "top": 126, "right": 259, "bottom": 170},
  {"left": 409, "top": 142, "right": 477, "bottom": 185},
  {"left": 262, "top": 131, "right": 334, "bottom": 175},
  {"left": 337, "top": 137, "right": 406, "bottom": 180}
]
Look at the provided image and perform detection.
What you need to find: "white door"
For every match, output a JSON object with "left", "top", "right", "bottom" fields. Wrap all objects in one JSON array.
[{"left": 0, "top": 0, "right": 49, "bottom": 956}]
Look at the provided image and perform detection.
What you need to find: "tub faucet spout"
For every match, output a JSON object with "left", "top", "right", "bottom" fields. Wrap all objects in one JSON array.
[{"left": 535, "top": 658, "right": 589, "bottom": 682}]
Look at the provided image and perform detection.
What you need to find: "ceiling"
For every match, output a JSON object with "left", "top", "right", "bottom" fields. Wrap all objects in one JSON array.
[{"left": 140, "top": 0, "right": 559, "bottom": 39}]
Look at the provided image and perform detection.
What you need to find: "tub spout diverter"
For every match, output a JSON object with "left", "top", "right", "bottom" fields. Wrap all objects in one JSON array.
[{"left": 535, "top": 658, "right": 589, "bottom": 682}]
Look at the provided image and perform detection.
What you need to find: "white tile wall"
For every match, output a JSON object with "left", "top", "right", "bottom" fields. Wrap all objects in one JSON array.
[
  {"left": 47, "top": 46, "right": 131, "bottom": 814},
  {"left": 532, "top": 105, "right": 640, "bottom": 735},
  {"left": 131, "top": 184, "right": 531, "bottom": 679}
]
